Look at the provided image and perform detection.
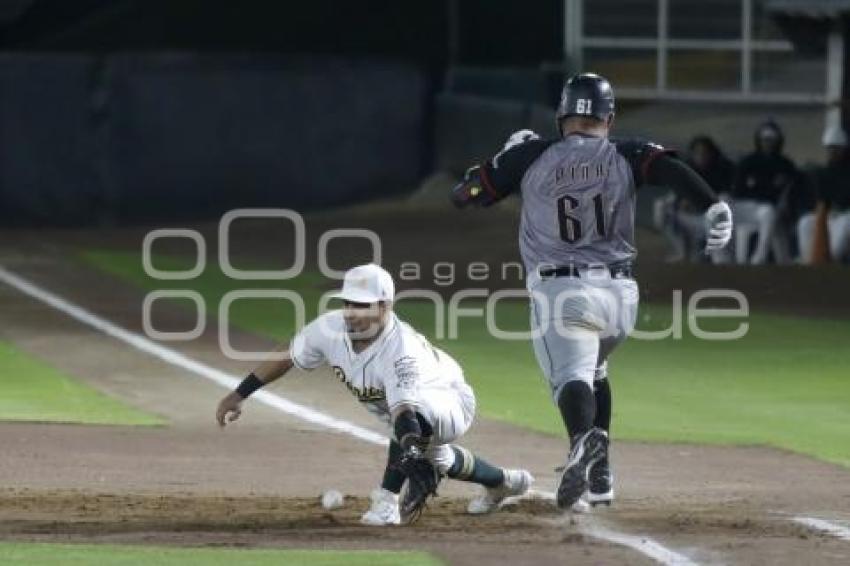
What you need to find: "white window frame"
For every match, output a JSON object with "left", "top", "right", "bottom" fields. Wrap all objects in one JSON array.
[{"left": 564, "top": 0, "right": 827, "bottom": 104}]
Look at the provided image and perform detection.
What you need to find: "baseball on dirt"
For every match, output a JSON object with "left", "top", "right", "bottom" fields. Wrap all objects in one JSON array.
[{"left": 321, "top": 489, "right": 344, "bottom": 510}]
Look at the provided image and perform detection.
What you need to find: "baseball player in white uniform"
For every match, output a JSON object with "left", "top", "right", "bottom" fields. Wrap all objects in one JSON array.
[{"left": 216, "top": 263, "right": 533, "bottom": 525}]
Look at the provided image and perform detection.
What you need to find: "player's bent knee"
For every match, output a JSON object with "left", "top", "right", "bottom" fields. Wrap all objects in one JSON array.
[
  {"left": 551, "top": 372, "right": 595, "bottom": 406},
  {"left": 427, "top": 444, "right": 458, "bottom": 475},
  {"left": 445, "top": 445, "right": 474, "bottom": 479}
]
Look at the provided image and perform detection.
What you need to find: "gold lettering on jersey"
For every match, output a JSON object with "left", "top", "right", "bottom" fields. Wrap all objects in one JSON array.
[{"left": 331, "top": 365, "right": 386, "bottom": 403}]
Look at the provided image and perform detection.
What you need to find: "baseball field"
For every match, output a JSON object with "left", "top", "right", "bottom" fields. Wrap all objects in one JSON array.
[{"left": 2, "top": 202, "right": 849, "bottom": 565}]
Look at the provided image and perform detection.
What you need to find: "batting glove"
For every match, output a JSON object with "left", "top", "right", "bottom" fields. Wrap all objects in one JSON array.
[{"left": 704, "top": 201, "right": 733, "bottom": 251}]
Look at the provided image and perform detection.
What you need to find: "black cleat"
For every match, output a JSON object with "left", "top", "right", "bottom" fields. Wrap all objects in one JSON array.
[
  {"left": 587, "top": 457, "right": 614, "bottom": 507},
  {"left": 557, "top": 428, "right": 608, "bottom": 509}
]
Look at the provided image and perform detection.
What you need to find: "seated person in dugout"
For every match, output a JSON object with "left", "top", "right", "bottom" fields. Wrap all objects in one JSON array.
[
  {"left": 729, "top": 120, "right": 802, "bottom": 265},
  {"left": 797, "top": 125, "right": 850, "bottom": 264}
]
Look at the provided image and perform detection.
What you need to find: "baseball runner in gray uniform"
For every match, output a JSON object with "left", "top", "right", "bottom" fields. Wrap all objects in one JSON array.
[{"left": 451, "top": 73, "right": 733, "bottom": 509}]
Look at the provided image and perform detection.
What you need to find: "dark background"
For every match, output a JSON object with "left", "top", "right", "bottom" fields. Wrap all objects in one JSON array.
[
  {"left": 0, "top": 0, "right": 568, "bottom": 225},
  {"left": 1, "top": 0, "right": 562, "bottom": 64},
  {"left": 0, "top": 0, "right": 841, "bottom": 225}
]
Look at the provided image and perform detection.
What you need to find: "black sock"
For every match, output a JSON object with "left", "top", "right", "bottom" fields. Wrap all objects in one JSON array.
[
  {"left": 446, "top": 445, "right": 505, "bottom": 488},
  {"left": 557, "top": 381, "right": 596, "bottom": 444},
  {"left": 593, "top": 378, "right": 612, "bottom": 432},
  {"left": 380, "top": 440, "right": 406, "bottom": 494}
]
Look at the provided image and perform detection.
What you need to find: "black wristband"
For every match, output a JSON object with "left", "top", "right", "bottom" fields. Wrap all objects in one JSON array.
[
  {"left": 394, "top": 409, "right": 422, "bottom": 451},
  {"left": 235, "top": 373, "right": 264, "bottom": 399}
]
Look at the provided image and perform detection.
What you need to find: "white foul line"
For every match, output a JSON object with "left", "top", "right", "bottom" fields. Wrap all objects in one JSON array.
[
  {"left": 580, "top": 520, "right": 700, "bottom": 566},
  {"left": 0, "top": 264, "right": 696, "bottom": 566},
  {"left": 0, "top": 265, "right": 388, "bottom": 447},
  {"left": 793, "top": 517, "right": 850, "bottom": 541},
  {"left": 528, "top": 491, "right": 699, "bottom": 566}
]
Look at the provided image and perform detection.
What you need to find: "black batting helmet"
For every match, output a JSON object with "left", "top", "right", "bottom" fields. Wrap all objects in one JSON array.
[{"left": 556, "top": 73, "right": 616, "bottom": 124}]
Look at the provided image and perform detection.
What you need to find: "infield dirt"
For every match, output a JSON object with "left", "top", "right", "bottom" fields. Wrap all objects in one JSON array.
[{"left": 1, "top": 206, "right": 849, "bottom": 564}]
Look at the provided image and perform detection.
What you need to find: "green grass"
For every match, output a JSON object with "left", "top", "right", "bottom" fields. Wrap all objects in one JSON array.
[
  {"left": 85, "top": 249, "right": 327, "bottom": 339},
  {"left": 81, "top": 249, "right": 850, "bottom": 466},
  {"left": 0, "top": 341, "right": 163, "bottom": 426},
  {"left": 0, "top": 542, "right": 443, "bottom": 566}
]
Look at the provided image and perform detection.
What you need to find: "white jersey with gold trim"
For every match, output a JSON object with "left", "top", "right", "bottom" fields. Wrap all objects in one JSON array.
[{"left": 290, "top": 310, "right": 471, "bottom": 430}]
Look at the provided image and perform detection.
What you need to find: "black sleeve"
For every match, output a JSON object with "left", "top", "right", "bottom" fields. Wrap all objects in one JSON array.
[
  {"left": 451, "top": 139, "right": 553, "bottom": 207},
  {"left": 613, "top": 138, "right": 673, "bottom": 187},
  {"left": 645, "top": 154, "right": 719, "bottom": 211},
  {"left": 483, "top": 138, "right": 554, "bottom": 195}
]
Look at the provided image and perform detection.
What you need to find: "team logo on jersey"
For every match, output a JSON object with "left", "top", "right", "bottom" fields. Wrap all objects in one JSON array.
[
  {"left": 393, "top": 356, "right": 418, "bottom": 390},
  {"left": 332, "top": 365, "right": 386, "bottom": 403}
]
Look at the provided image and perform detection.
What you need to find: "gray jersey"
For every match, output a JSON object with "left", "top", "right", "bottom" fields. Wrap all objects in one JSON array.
[{"left": 479, "top": 133, "right": 667, "bottom": 275}]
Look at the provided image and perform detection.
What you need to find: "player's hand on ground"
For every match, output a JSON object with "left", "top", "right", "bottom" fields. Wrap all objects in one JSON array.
[
  {"left": 216, "top": 392, "right": 243, "bottom": 427},
  {"left": 705, "top": 201, "right": 733, "bottom": 251}
]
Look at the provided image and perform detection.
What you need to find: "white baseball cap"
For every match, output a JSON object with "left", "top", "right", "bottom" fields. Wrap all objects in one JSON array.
[{"left": 331, "top": 264, "right": 395, "bottom": 304}]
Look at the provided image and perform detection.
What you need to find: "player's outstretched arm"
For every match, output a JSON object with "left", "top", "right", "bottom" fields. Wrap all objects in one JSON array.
[
  {"left": 646, "top": 155, "right": 733, "bottom": 251},
  {"left": 645, "top": 154, "right": 718, "bottom": 210},
  {"left": 215, "top": 343, "right": 295, "bottom": 427},
  {"left": 451, "top": 130, "right": 551, "bottom": 208}
]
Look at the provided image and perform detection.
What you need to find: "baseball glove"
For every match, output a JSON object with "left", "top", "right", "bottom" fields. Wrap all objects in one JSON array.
[{"left": 395, "top": 447, "right": 441, "bottom": 523}]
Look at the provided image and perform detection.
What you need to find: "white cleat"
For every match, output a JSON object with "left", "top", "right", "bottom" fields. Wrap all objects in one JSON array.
[
  {"left": 587, "top": 487, "right": 614, "bottom": 507},
  {"left": 467, "top": 469, "right": 534, "bottom": 515},
  {"left": 360, "top": 488, "right": 401, "bottom": 526}
]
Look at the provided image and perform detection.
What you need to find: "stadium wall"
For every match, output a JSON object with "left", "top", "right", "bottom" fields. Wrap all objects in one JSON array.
[{"left": 0, "top": 54, "right": 428, "bottom": 225}]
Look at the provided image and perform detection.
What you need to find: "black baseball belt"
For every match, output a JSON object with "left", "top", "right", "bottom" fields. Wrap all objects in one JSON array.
[{"left": 538, "top": 262, "right": 633, "bottom": 279}]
